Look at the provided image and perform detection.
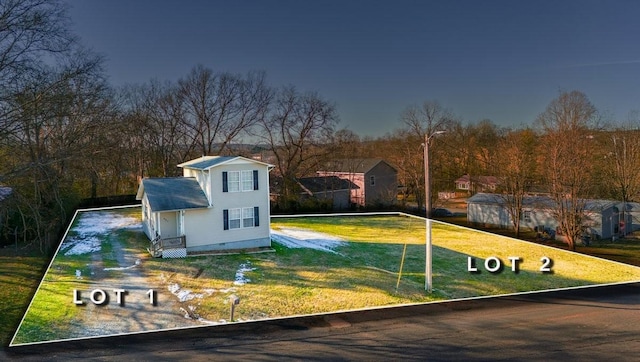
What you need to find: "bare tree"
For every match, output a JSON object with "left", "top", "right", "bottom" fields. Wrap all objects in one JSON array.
[
  {"left": 495, "top": 128, "right": 539, "bottom": 237},
  {"left": 537, "top": 90, "right": 598, "bottom": 250},
  {"left": 598, "top": 119, "right": 640, "bottom": 235},
  {"left": 331, "top": 129, "right": 361, "bottom": 159},
  {"left": 179, "top": 65, "right": 271, "bottom": 156},
  {"left": 0, "top": 0, "right": 74, "bottom": 79},
  {"left": 400, "top": 101, "right": 456, "bottom": 210},
  {"left": 470, "top": 119, "right": 504, "bottom": 176},
  {"left": 0, "top": 0, "right": 76, "bottom": 136},
  {"left": 1, "top": 51, "right": 109, "bottom": 252},
  {"left": 401, "top": 100, "right": 455, "bottom": 140},
  {"left": 260, "top": 87, "right": 338, "bottom": 209},
  {"left": 121, "top": 81, "right": 190, "bottom": 177}
]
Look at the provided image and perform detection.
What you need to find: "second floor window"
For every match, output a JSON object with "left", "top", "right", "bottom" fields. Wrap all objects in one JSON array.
[
  {"left": 223, "top": 170, "right": 259, "bottom": 192},
  {"left": 242, "top": 170, "right": 253, "bottom": 191},
  {"left": 228, "top": 171, "right": 241, "bottom": 192}
]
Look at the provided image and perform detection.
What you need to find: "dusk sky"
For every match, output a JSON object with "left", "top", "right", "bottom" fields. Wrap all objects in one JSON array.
[{"left": 68, "top": 1, "right": 640, "bottom": 137}]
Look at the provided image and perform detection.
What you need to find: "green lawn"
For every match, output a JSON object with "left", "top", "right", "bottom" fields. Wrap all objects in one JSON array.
[
  {"left": 141, "top": 214, "right": 640, "bottom": 324},
  {"left": 270, "top": 215, "right": 640, "bottom": 298},
  {"left": 0, "top": 253, "right": 48, "bottom": 346},
  {"left": 7, "top": 210, "right": 640, "bottom": 345},
  {"left": 10, "top": 207, "right": 143, "bottom": 345}
]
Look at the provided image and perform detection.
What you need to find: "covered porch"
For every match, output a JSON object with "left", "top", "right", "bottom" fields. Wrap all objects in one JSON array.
[
  {"left": 137, "top": 177, "right": 210, "bottom": 258},
  {"left": 148, "top": 235, "right": 186, "bottom": 258}
]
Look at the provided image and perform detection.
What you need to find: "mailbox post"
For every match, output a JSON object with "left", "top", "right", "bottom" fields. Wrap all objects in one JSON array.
[{"left": 229, "top": 294, "right": 240, "bottom": 321}]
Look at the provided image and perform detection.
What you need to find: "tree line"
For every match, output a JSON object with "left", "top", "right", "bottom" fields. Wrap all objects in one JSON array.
[{"left": 2, "top": 0, "right": 640, "bottom": 253}]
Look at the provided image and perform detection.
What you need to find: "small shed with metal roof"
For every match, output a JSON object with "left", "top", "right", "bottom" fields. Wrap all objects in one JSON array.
[{"left": 467, "top": 193, "right": 632, "bottom": 241}]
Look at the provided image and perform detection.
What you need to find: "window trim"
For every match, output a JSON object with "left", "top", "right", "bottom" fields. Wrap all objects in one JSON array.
[
  {"left": 241, "top": 170, "right": 253, "bottom": 192},
  {"left": 224, "top": 206, "right": 260, "bottom": 230},
  {"left": 224, "top": 170, "right": 258, "bottom": 192},
  {"left": 242, "top": 207, "right": 255, "bottom": 228},
  {"left": 228, "top": 208, "right": 242, "bottom": 229}
]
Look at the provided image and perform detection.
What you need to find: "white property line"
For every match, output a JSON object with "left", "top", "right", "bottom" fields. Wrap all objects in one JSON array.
[
  {"left": 271, "top": 211, "right": 405, "bottom": 218},
  {"left": 11, "top": 207, "right": 640, "bottom": 347}
]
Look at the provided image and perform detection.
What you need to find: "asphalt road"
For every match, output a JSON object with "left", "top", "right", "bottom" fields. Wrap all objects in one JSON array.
[{"left": 5, "top": 282, "right": 640, "bottom": 361}]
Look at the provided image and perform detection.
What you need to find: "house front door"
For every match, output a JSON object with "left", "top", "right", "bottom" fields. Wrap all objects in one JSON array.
[{"left": 159, "top": 211, "right": 178, "bottom": 238}]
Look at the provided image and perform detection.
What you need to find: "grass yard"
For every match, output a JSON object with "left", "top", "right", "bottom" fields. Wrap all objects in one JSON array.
[
  {"left": 140, "top": 214, "right": 640, "bottom": 324},
  {"left": 0, "top": 252, "right": 48, "bottom": 347},
  {"left": 10, "top": 207, "right": 144, "bottom": 345},
  {"left": 7, "top": 210, "right": 640, "bottom": 345},
  {"left": 547, "top": 238, "right": 640, "bottom": 267},
  {"left": 270, "top": 215, "right": 640, "bottom": 299}
]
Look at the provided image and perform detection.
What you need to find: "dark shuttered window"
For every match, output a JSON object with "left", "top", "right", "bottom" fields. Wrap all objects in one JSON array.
[
  {"left": 223, "top": 209, "right": 229, "bottom": 230},
  {"left": 254, "top": 207, "right": 260, "bottom": 227},
  {"left": 253, "top": 170, "right": 259, "bottom": 190},
  {"left": 222, "top": 172, "right": 228, "bottom": 192}
]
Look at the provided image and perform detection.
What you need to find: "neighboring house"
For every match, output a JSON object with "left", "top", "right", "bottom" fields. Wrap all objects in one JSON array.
[
  {"left": 297, "top": 176, "right": 358, "bottom": 210},
  {"left": 467, "top": 193, "right": 632, "bottom": 241},
  {"left": 316, "top": 159, "right": 398, "bottom": 207},
  {"left": 455, "top": 175, "right": 499, "bottom": 194},
  {"left": 136, "top": 156, "right": 273, "bottom": 258},
  {"left": 269, "top": 176, "right": 358, "bottom": 211}
]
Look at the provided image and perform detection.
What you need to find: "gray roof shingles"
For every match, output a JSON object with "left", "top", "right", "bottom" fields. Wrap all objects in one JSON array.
[
  {"left": 142, "top": 177, "right": 209, "bottom": 212},
  {"left": 181, "top": 156, "right": 236, "bottom": 170},
  {"left": 467, "top": 192, "right": 622, "bottom": 211},
  {"left": 298, "top": 176, "right": 359, "bottom": 193}
]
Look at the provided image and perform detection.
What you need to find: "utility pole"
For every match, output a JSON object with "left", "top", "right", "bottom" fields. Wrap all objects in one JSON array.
[{"left": 424, "top": 130, "right": 445, "bottom": 292}]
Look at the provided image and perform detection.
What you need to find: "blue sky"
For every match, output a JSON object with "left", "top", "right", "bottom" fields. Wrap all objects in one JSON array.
[{"left": 68, "top": 0, "right": 640, "bottom": 136}]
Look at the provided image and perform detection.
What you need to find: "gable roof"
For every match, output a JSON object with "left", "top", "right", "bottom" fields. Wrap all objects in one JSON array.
[
  {"left": 137, "top": 177, "right": 209, "bottom": 212},
  {"left": 319, "top": 159, "right": 396, "bottom": 174},
  {"left": 298, "top": 176, "right": 359, "bottom": 194},
  {"left": 178, "top": 155, "right": 273, "bottom": 170}
]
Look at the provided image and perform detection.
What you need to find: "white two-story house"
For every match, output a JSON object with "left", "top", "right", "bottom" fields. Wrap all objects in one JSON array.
[{"left": 136, "top": 156, "right": 274, "bottom": 258}]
